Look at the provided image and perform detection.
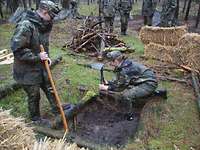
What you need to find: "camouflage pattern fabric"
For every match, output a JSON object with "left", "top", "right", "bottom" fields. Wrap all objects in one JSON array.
[
  {"left": 11, "top": 10, "right": 59, "bottom": 120},
  {"left": 117, "top": 0, "right": 133, "bottom": 34},
  {"left": 142, "top": 0, "right": 157, "bottom": 25},
  {"left": 107, "top": 59, "right": 158, "bottom": 109},
  {"left": 160, "top": 0, "right": 177, "bottom": 27},
  {"left": 101, "top": 0, "right": 117, "bottom": 32}
]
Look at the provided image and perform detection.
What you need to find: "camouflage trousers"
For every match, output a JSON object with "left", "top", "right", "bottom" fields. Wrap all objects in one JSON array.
[
  {"left": 119, "top": 81, "right": 157, "bottom": 111},
  {"left": 143, "top": 15, "right": 153, "bottom": 26},
  {"left": 120, "top": 12, "right": 130, "bottom": 34},
  {"left": 22, "top": 83, "right": 59, "bottom": 121},
  {"left": 104, "top": 16, "right": 115, "bottom": 33}
]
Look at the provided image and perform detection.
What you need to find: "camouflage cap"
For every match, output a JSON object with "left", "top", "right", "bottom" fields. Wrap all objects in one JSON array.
[
  {"left": 106, "top": 51, "right": 122, "bottom": 61},
  {"left": 39, "top": 0, "right": 60, "bottom": 18}
]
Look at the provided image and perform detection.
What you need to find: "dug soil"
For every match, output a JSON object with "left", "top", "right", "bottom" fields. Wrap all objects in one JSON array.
[{"left": 72, "top": 96, "right": 142, "bottom": 148}]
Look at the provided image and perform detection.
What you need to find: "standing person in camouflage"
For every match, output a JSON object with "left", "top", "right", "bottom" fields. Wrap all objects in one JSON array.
[
  {"left": 160, "top": 0, "right": 177, "bottom": 27},
  {"left": 117, "top": 0, "right": 133, "bottom": 35},
  {"left": 70, "top": 0, "right": 78, "bottom": 18},
  {"left": 11, "top": 0, "right": 60, "bottom": 126},
  {"left": 99, "top": 51, "right": 158, "bottom": 118},
  {"left": 142, "top": 0, "right": 157, "bottom": 26},
  {"left": 100, "top": 0, "right": 117, "bottom": 33}
]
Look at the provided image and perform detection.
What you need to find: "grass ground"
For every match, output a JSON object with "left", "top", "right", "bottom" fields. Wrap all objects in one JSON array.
[{"left": 0, "top": 3, "right": 200, "bottom": 150}]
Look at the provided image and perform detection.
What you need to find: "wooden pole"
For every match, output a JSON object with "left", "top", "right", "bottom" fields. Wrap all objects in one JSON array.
[{"left": 40, "top": 45, "right": 69, "bottom": 133}]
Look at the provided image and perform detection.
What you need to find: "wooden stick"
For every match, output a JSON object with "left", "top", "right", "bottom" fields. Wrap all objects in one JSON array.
[
  {"left": 157, "top": 75, "right": 189, "bottom": 84},
  {"left": 40, "top": 45, "right": 69, "bottom": 133},
  {"left": 74, "top": 35, "right": 98, "bottom": 52},
  {"left": 140, "top": 55, "right": 200, "bottom": 74}
]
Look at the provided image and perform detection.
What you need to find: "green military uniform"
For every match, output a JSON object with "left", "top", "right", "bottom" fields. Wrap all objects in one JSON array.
[
  {"left": 11, "top": 1, "right": 60, "bottom": 121},
  {"left": 101, "top": 0, "right": 117, "bottom": 33},
  {"left": 106, "top": 58, "right": 157, "bottom": 110},
  {"left": 117, "top": 0, "right": 133, "bottom": 35},
  {"left": 160, "top": 0, "right": 177, "bottom": 27},
  {"left": 142, "top": 0, "right": 157, "bottom": 26},
  {"left": 70, "top": 0, "right": 78, "bottom": 18}
]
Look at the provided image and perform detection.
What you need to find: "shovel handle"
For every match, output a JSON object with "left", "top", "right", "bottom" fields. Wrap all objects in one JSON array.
[{"left": 40, "top": 45, "right": 69, "bottom": 132}]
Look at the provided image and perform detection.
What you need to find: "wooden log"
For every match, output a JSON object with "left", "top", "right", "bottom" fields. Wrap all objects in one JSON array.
[
  {"left": 33, "top": 126, "right": 113, "bottom": 150},
  {"left": 74, "top": 35, "right": 98, "bottom": 52},
  {"left": 191, "top": 72, "right": 200, "bottom": 113},
  {"left": 140, "top": 55, "right": 200, "bottom": 74},
  {"left": 157, "top": 75, "right": 189, "bottom": 84},
  {"left": 0, "top": 49, "right": 9, "bottom": 56}
]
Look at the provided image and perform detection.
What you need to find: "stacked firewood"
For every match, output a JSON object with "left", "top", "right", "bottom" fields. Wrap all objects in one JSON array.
[{"left": 63, "top": 17, "right": 130, "bottom": 54}]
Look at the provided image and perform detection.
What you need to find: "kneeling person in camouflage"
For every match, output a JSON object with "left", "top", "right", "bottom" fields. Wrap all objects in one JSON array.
[{"left": 99, "top": 51, "right": 158, "bottom": 115}]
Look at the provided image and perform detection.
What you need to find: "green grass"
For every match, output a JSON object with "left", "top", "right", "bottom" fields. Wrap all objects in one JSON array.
[
  {"left": 79, "top": 3, "right": 98, "bottom": 16},
  {"left": 0, "top": 24, "right": 14, "bottom": 50},
  {"left": 120, "top": 34, "right": 144, "bottom": 54}
]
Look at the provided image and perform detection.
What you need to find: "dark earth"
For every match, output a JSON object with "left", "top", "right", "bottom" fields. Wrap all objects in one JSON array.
[{"left": 71, "top": 95, "right": 142, "bottom": 148}]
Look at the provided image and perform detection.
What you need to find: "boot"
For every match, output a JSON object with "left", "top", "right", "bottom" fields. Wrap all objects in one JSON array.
[{"left": 154, "top": 89, "right": 167, "bottom": 99}]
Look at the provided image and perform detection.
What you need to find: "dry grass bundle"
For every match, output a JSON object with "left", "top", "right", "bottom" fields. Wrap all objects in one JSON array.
[
  {"left": 0, "top": 108, "right": 86, "bottom": 150},
  {"left": 175, "top": 33, "right": 200, "bottom": 71},
  {"left": 33, "top": 137, "right": 86, "bottom": 150},
  {"left": 0, "top": 109, "right": 36, "bottom": 150},
  {"left": 144, "top": 42, "right": 173, "bottom": 62},
  {"left": 139, "top": 26, "right": 187, "bottom": 46}
]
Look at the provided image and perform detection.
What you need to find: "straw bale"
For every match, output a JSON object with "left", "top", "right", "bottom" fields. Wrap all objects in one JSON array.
[
  {"left": 139, "top": 26, "right": 187, "bottom": 46},
  {"left": 175, "top": 33, "right": 200, "bottom": 71},
  {"left": 0, "top": 109, "right": 86, "bottom": 150},
  {"left": 144, "top": 42, "right": 174, "bottom": 62},
  {"left": 0, "top": 109, "right": 36, "bottom": 150}
]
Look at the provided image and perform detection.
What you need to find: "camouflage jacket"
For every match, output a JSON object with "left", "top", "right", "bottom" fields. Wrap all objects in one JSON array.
[
  {"left": 117, "top": 0, "right": 133, "bottom": 13},
  {"left": 161, "top": 0, "right": 177, "bottom": 16},
  {"left": 108, "top": 59, "right": 157, "bottom": 92},
  {"left": 142, "top": 0, "right": 157, "bottom": 16},
  {"left": 11, "top": 10, "right": 53, "bottom": 85},
  {"left": 100, "top": 0, "right": 117, "bottom": 17}
]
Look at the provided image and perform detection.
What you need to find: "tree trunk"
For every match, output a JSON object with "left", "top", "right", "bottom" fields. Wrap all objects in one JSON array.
[
  {"left": 184, "top": 0, "right": 192, "bottom": 21},
  {"left": 0, "top": 1, "right": 3, "bottom": 18},
  {"left": 62, "top": 0, "right": 70, "bottom": 9},
  {"left": 28, "top": 0, "right": 32, "bottom": 8},
  {"left": 36, "top": 0, "right": 40, "bottom": 9},
  {"left": 22, "top": 0, "right": 28, "bottom": 9},
  {"left": 182, "top": 0, "right": 187, "bottom": 13},
  {"left": 195, "top": 2, "right": 200, "bottom": 28},
  {"left": 175, "top": 0, "right": 179, "bottom": 19}
]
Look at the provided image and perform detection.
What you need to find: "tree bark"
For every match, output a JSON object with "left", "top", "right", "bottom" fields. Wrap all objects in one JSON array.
[
  {"left": 184, "top": 0, "right": 192, "bottom": 21},
  {"left": 62, "top": 0, "right": 70, "bottom": 9},
  {"left": 195, "top": 2, "right": 200, "bottom": 28},
  {"left": 175, "top": 0, "right": 179, "bottom": 19},
  {"left": 182, "top": 0, "right": 187, "bottom": 13},
  {"left": 36, "top": 0, "right": 40, "bottom": 9}
]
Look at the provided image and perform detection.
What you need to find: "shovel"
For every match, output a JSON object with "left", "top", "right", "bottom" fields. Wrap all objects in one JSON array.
[{"left": 40, "top": 45, "right": 69, "bottom": 132}]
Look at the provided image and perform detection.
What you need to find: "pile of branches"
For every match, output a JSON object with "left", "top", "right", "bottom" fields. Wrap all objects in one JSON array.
[{"left": 63, "top": 17, "right": 128, "bottom": 55}]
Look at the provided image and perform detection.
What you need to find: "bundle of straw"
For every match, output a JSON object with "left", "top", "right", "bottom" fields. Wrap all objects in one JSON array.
[
  {"left": 0, "top": 109, "right": 36, "bottom": 150},
  {"left": 144, "top": 42, "right": 173, "bottom": 62},
  {"left": 139, "top": 26, "right": 187, "bottom": 46}
]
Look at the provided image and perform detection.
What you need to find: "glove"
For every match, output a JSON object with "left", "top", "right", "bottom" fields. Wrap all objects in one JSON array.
[{"left": 39, "top": 52, "right": 52, "bottom": 66}]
